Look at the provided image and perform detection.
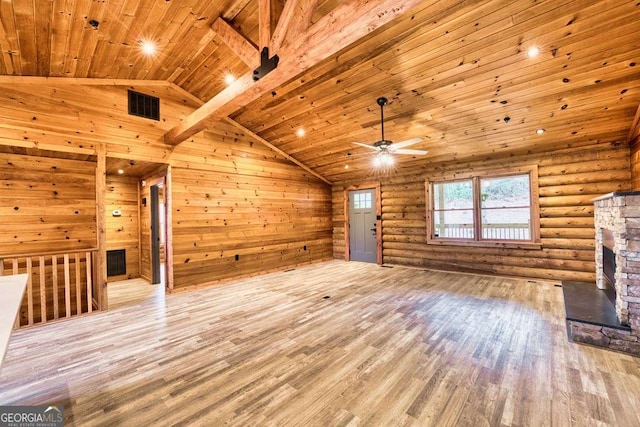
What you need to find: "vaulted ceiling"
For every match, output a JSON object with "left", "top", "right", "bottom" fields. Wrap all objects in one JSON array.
[{"left": 1, "top": 0, "right": 639, "bottom": 183}]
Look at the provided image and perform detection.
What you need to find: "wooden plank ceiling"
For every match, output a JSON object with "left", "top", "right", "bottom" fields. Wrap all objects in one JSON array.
[{"left": 1, "top": 0, "right": 639, "bottom": 183}]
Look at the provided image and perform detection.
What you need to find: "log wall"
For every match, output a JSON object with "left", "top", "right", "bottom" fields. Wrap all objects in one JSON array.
[
  {"left": 333, "top": 142, "right": 631, "bottom": 282},
  {"left": 105, "top": 175, "right": 139, "bottom": 281}
]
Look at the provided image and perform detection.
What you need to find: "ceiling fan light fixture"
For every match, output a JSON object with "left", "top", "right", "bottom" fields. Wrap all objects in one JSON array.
[{"left": 374, "top": 151, "right": 394, "bottom": 168}]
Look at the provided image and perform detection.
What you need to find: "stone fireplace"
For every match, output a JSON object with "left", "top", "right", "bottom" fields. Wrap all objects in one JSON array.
[
  {"left": 569, "top": 191, "right": 640, "bottom": 355},
  {"left": 594, "top": 192, "right": 640, "bottom": 327}
]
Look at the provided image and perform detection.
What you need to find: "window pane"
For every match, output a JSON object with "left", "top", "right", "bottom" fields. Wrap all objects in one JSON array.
[
  {"left": 480, "top": 175, "right": 530, "bottom": 208},
  {"left": 433, "top": 180, "right": 473, "bottom": 210},
  {"left": 433, "top": 209, "right": 474, "bottom": 239},
  {"left": 481, "top": 207, "right": 531, "bottom": 240}
]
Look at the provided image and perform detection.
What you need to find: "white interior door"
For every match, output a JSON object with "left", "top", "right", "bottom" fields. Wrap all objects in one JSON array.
[{"left": 349, "top": 189, "right": 377, "bottom": 263}]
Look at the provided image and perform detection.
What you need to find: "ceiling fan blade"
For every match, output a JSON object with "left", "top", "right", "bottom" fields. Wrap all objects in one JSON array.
[
  {"left": 393, "top": 149, "right": 428, "bottom": 155},
  {"left": 388, "top": 137, "right": 423, "bottom": 150},
  {"left": 352, "top": 142, "right": 380, "bottom": 150}
]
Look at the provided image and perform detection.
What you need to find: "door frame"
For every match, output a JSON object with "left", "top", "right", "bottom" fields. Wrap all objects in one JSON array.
[
  {"left": 141, "top": 166, "right": 173, "bottom": 291},
  {"left": 344, "top": 182, "right": 382, "bottom": 264}
]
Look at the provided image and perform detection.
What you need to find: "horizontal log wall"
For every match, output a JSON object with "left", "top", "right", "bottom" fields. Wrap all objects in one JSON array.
[
  {"left": 333, "top": 142, "right": 631, "bottom": 282},
  {"left": 105, "top": 175, "right": 139, "bottom": 281},
  {"left": 0, "top": 152, "right": 97, "bottom": 254}
]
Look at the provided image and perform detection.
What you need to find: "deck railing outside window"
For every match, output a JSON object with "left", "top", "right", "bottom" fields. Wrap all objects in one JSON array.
[{"left": 435, "top": 223, "right": 531, "bottom": 240}]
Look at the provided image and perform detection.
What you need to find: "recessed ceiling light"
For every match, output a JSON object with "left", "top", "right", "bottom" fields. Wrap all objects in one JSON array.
[
  {"left": 527, "top": 46, "right": 540, "bottom": 58},
  {"left": 296, "top": 128, "right": 306, "bottom": 137},
  {"left": 140, "top": 40, "right": 157, "bottom": 56},
  {"left": 117, "top": 169, "right": 124, "bottom": 175},
  {"left": 224, "top": 74, "right": 236, "bottom": 85},
  {"left": 536, "top": 128, "right": 545, "bottom": 135},
  {"left": 344, "top": 164, "right": 349, "bottom": 169}
]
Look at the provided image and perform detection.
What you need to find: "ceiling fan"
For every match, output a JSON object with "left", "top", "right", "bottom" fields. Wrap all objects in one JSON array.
[{"left": 353, "top": 97, "right": 427, "bottom": 166}]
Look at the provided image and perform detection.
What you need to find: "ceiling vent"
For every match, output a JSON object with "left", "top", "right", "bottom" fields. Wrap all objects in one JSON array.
[{"left": 128, "top": 90, "right": 159, "bottom": 121}]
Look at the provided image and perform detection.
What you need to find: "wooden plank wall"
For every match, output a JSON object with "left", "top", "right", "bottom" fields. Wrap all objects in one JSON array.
[
  {"left": 105, "top": 175, "right": 140, "bottom": 281},
  {"left": 169, "top": 124, "right": 333, "bottom": 291},
  {"left": 0, "top": 152, "right": 97, "bottom": 255},
  {"left": 0, "top": 82, "right": 334, "bottom": 290},
  {"left": 0, "top": 83, "right": 181, "bottom": 162},
  {"left": 333, "top": 142, "right": 631, "bottom": 282}
]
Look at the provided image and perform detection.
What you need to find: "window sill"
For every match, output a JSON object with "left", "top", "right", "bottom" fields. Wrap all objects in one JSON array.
[{"left": 427, "top": 239, "right": 542, "bottom": 250}]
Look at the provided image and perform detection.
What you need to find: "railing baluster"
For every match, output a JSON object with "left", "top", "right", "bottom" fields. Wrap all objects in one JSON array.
[
  {"left": 2, "top": 249, "right": 98, "bottom": 328},
  {"left": 26, "top": 258, "right": 33, "bottom": 326},
  {"left": 75, "top": 253, "right": 82, "bottom": 315},
  {"left": 85, "top": 252, "right": 92, "bottom": 313},
  {"left": 39, "top": 256, "right": 46, "bottom": 324},
  {"left": 12, "top": 259, "right": 19, "bottom": 328},
  {"left": 64, "top": 254, "right": 71, "bottom": 318},
  {"left": 52, "top": 255, "right": 59, "bottom": 320}
]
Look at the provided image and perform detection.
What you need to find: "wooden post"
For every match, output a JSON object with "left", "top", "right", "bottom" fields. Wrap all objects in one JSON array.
[
  {"left": 95, "top": 144, "right": 108, "bottom": 310},
  {"left": 165, "top": 166, "right": 175, "bottom": 292}
]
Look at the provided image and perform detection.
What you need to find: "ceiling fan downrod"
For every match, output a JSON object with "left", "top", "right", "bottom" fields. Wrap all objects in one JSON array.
[{"left": 377, "top": 97, "right": 388, "bottom": 143}]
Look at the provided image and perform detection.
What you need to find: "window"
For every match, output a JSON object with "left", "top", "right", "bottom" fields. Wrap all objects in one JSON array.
[
  {"left": 427, "top": 166, "right": 540, "bottom": 247},
  {"left": 353, "top": 192, "right": 372, "bottom": 209}
]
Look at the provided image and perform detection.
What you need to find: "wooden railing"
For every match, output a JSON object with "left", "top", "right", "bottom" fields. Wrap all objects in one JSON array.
[
  {"left": 0, "top": 249, "right": 99, "bottom": 329},
  {"left": 436, "top": 223, "right": 530, "bottom": 240}
]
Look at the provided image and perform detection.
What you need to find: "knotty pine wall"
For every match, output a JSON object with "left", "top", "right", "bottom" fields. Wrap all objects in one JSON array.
[
  {"left": 0, "top": 152, "right": 97, "bottom": 255},
  {"left": 0, "top": 82, "right": 333, "bottom": 290},
  {"left": 105, "top": 175, "right": 139, "bottom": 281},
  {"left": 170, "top": 126, "right": 333, "bottom": 290},
  {"left": 333, "top": 141, "right": 630, "bottom": 282}
]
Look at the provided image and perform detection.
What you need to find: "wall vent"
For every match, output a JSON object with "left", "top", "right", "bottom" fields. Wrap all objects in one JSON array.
[
  {"left": 107, "top": 249, "right": 126, "bottom": 277},
  {"left": 128, "top": 90, "right": 159, "bottom": 121}
]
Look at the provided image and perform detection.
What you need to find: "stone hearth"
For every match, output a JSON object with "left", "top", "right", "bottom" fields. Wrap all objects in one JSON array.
[{"left": 566, "top": 191, "right": 640, "bottom": 356}]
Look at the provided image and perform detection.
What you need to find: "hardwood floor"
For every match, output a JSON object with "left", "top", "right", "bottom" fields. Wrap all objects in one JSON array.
[
  {"left": 1, "top": 260, "right": 639, "bottom": 426},
  {"left": 108, "top": 277, "right": 165, "bottom": 310}
]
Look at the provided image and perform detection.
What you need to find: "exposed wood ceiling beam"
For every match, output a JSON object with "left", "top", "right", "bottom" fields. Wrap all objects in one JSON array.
[
  {"left": 211, "top": 18, "right": 260, "bottom": 69},
  {"left": 225, "top": 117, "right": 332, "bottom": 185},
  {"left": 270, "top": 0, "right": 301, "bottom": 54},
  {"left": 259, "top": 0, "right": 271, "bottom": 50},
  {"left": 280, "top": 0, "right": 318, "bottom": 47},
  {"left": 164, "top": 0, "right": 424, "bottom": 146},
  {"left": 223, "top": 0, "right": 253, "bottom": 20},
  {"left": 168, "top": 83, "right": 331, "bottom": 185}
]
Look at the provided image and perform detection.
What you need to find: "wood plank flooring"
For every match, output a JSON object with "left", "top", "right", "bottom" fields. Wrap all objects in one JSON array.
[
  {"left": 1, "top": 260, "right": 639, "bottom": 426},
  {"left": 107, "top": 277, "right": 165, "bottom": 310}
]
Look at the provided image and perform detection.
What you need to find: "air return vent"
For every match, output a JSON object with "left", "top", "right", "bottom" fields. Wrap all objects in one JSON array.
[
  {"left": 128, "top": 90, "right": 159, "bottom": 120},
  {"left": 107, "top": 249, "right": 126, "bottom": 277}
]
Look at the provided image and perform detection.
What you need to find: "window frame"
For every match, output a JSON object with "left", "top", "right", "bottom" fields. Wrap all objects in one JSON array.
[{"left": 425, "top": 165, "right": 541, "bottom": 249}]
